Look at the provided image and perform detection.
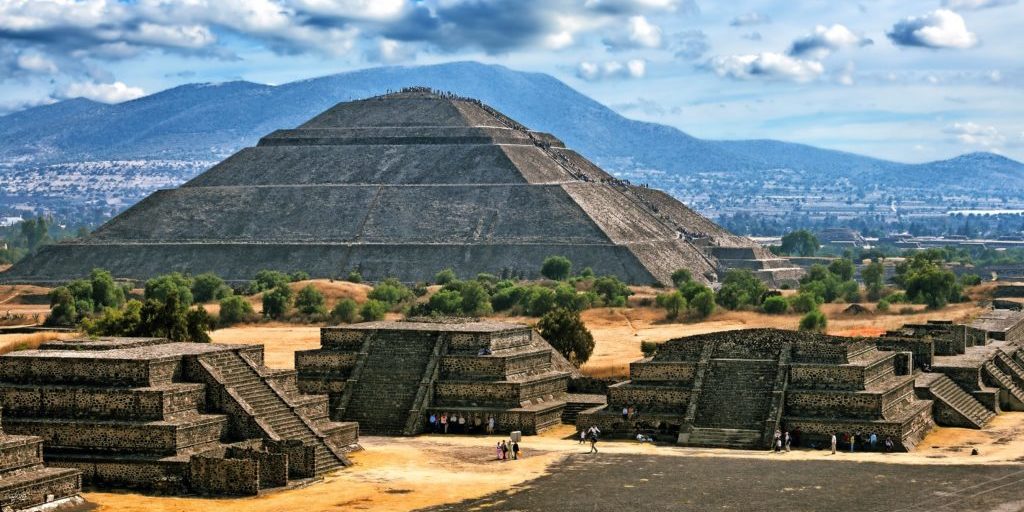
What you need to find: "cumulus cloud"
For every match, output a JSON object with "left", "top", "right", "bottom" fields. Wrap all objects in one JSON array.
[
  {"left": 15, "top": 52, "right": 57, "bottom": 74},
  {"left": 944, "top": 122, "right": 1006, "bottom": 148},
  {"left": 789, "top": 24, "right": 872, "bottom": 59},
  {"left": 602, "top": 15, "right": 663, "bottom": 49},
  {"left": 57, "top": 81, "right": 145, "bottom": 103},
  {"left": 729, "top": 11, "right": 770, "bottom": 27},
  {"left": 887, "top": 9, "right": 978, "bottom": 49},
  {"left": 576, "top": 58, "right": 646, "bottom": 81},
  {"left": 941, "top": 0, "right": 1017, "bottom": 10},
  {"left": 708, "top": 52, "right": 824, "bottom": 83},
  {"left": 671, "top": 30, "right": 708, "bottom": 60}
]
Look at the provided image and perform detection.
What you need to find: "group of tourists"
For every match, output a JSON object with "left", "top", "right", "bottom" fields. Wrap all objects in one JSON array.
[
  {"left": 580, "top": 426, "right": 601, "bottom": 453},
  {"left": 829, "top": 431, "right": 896, "bottom": 454},
  {"left": 428, "top": 412, "right": 496, "bottom": 435},
  {"left": 620, "top": 405, "right": 640, "bottom": 421},
  {"left": 495, "top": 439, "right": 521, "bottom": 460}
]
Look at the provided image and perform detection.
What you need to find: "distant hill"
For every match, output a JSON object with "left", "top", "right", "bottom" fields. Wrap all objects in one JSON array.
[{"left": 0, "top": 61, "right": 1021, "bottom": 194}]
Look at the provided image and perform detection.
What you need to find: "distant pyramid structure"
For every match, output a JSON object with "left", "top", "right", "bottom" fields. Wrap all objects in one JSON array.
[{"left": 4, "top": 88, "right": 800, "bottom": 286}]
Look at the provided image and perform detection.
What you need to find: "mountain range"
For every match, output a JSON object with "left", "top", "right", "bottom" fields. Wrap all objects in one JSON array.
[{"left": 1, "top": 61, "right": 1022, "bottom": 196}]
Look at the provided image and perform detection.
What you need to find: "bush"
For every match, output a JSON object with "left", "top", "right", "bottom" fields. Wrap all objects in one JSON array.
[
  {"left": 83, "top": 300, "right": 143, "bottom": 336},
  {"left": 780, "top": 229, "right": 819, "bottom": 256},
  {"left": 262, "top": 285, "right": 293, "bottom": 319},
  {"left": 862, "top": 261, "right": 885, "bottom": 301},
  {"left": 368, "top": 278, "right": 413, "bottom": 305},
  {"left": 46, "top": 287, "right": 78, "bottom": 326},
  {"left": 289, "top": 271, "right": 310, "bottom": 282},
  {"left": 798, "top": 310, "right": 828, "bottom": 333},
  {"left": 145, "top": 273, "right": 194, "bottom": 308},
  {"left": 347, "top": 270, "right": 363, "bottom": 283},
  {"left": 716, "top": 269, "right": 767, "bottom": 310},
  {"left": 192, "top": 273, "right": 232, "bottom": 303},
  {"left": 578, "top": 267, "right": 595, "bottom": 279},
  {"left": 360, "top": 299, "right": 387, "bottom": 321},
  {"left": 640, "top": 341, "right": 660, "bottom": 357},
  {"left": 89, "top": 268, "right": 125, "bottom": 309},
  {"left": 656, "top": 291, "right": 687, "bottom": 320},
  {"left": 186, "top": 308, "right": 213, "bottom": 343},
  {"left": 828, "top": 258, "right": 855, "bottom": 282},
  {"left": 295, "top": 284, "right": 327, "bottom": 316},
  {"left": 252, "top": 270, "right": 290, "bottom": 293},
  {"left": 525, "top": 286, "right": 557, "bottom": 316},
  {"left": 491, "top": 286, "right": 525, "bottom": 312},
  {"left": 789, "top": 292, "right": 822, "bottom": 314},
  {"left": 762, "top": 295, "right": 789, "bottom": 315},
  {"left": 538, "top": 308, "right": 595, "bottom": 366},
  {"left": 541, "top": 256, "right": 573, "bottom": 281},
  {"left": 459, "top": 280, "right": 493, "bottom": 316},
  {"left": 960, "top": 273, "right": 982, "bottom": 286},
  {"left": 689, "top": 289, "right": 716, "bottom": 319},
  {"left": 218, "top": 295, "right": 255, "bottom": 326},
  {"left": 434, "top": 268, "right": 457, "bottom": 285},
  {"left": 876, "top": 299, "right": 891, "bottom": 313},
  {"left": 670, "top": 269, "right": 692, "bottom": 289},
  {"left": 593, "top": 275, "right": 631, "bottom": 307},
  {"left": 330, "top": 298, "right": 359, "bottom": 324}
]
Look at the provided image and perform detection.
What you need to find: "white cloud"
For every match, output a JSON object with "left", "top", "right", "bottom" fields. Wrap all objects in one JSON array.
[
  {"left": 941, "top": 0, "right": 1017, "bottom": 10},
  {"left": 944, "top": 122, "right": 1006, "bottom": 148},
  {"left": 603, "top": 15, "right": 663, "bottom": 49},
  {"left": 709, "top": 52, "right": 824, "bottom": 83},
  {"left": 576, "top": 58, "right": 646, "bottom": 81},
  {"left": 887, "top": 9, "right": 978, "bottom": 49},
  {"left": 729, "top": 11, "right": 770, "bottom": 27},
  {"left": 58, "top": 81, "right": 145, "bottom": 103},
  {"left": 789, "top": 24, "right": 872, "bottom": 59},
  {"left": 836, "top": 62, "right": 856, "bottom": 86},
  {"left": 16, "top": 52, "right": 58, "bottom": 74},
  {"left": 289, "top": 0, "right": 407, "bottom": 20}
]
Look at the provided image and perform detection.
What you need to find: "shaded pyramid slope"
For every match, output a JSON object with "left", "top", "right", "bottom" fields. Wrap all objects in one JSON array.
[{"left": 4, "top": 88, "right": 796, "bottom": 286}]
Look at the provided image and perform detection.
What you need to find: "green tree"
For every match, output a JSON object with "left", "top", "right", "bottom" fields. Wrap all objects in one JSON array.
[
  {"left": 145, "top": 273, "right": 194, "bottom": 308},
  {"left": 46, "top": 287, "right": 78, "bottom": 326},
  {"left": 689, "top": 289, "right": 716, "bottom": 319},
  {"left": 895, "top": 253, "right": 961, "bottom": 309},
  {"left": 780, "top": 229, "right": 819, "bottom": 257},
  {"left": 330, "top": 298, "right": 359, "bottom": 324},
  {"left": 670, "top": 269, "right": 693, "bottom": 289},
  {"left": 789, "top": 292, "right": 823, "bottom": 314},
  {"left": 83, "top": 300, "right": 143, "bottom": 337},
  {"left": 186, "top": 308, "right": 213, "bottom": 343},
  {"left": 262, "top": 285, "right": 293, "bottom": 319},
  {"left": 192, "top": 273, "right": 232, "bottom": 303},
  {"left": 360, "top": 299, "right": 387, "bottom": 321},
  {"left": 862, "top": 261, "right": 885, "bottom": 301},
  {"left": 541, "top": 256, "right": 573, "bottom": 281},
  {"left": 656, "top": 290, "right": 687, "bottom": 320},
  {"left": 716, "top": 269, "right": 768, "bottom": 310},
  {"left": 427, "top": 289, "right": 463, "bottom": 315},
  {"left": 347, "top": 269, "right": 363, "bottom": 283},
  {"left": 537, "top": 308, "right": 595, "bottom": 366},
  {"left": 828, "top": 258, "right": 855, "bottom": 282},
  {"left": 19, "top": 217, "right": 50, "bottom": 252},
  {"left": 218, "top": 295, "right": 255, "bottom": 326},
  {"left": 289, "top": 271, "right": 310, "bottom": 282},
  {"left": 434, "top": 268, "right": 457, "bottom": 285},
  {"left": 593, "top": 275, "right": 631, "bottom": 307},
  {"left": 368, "top": 278, "right": 413, "bottom": 305},
  {"left": 525, "top": 286, "right": 557, "bottom": 316},
  {"left": 459, "top": 280, "right": 492, "bottom": 316},
  {"left": 295, "top": 284, "right": 327, "bottom": 316},
  {"left": 876, "top": 299, "right": 891, "bottom": 313},
  {"left": 252, "top": 270, "right": 290, "bottom": 293},
  {"left": 140, "top": 291, "right": 189, "bottom": 341},
  {"left": 89, "top": 268, "right": 125, "bottom": 309},
  {"left": 762, "top": 295, "right": 789, "bottom": 315},
  {"left": 799, "top": 309, "right": 828, "bottom": 333}
]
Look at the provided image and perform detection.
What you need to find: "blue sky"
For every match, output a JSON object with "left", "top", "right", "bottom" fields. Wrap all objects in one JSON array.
[{"left": 0, "top": 0, "right": 1021, "bottom": 162}]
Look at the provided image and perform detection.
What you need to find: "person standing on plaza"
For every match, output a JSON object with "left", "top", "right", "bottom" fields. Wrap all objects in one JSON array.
[{"left": 831, "top": 433, "right": 837, "bottom": 454}]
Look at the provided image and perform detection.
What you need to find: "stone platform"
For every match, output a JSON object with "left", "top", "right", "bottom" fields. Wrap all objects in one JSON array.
[
  {"left": 296, "top": 320, "right": 576, "bottom": 435},
  {"left": 0, "top": 338, "right": 360, "bottom": 496},
  {"left": 0, "top": 406, "right": 82, "bottom": 512}
]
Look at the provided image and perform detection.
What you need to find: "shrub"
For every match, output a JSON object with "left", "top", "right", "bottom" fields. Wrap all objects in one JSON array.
[
  {"left": 89, "top": 268, "right": 125, "bottom": 309},
  {"left": 789, "top": 292, "right": 822, "bottom": 314},
  {"left": 656, "top": 291, "right": 687, "bottom": 320},
  {"left": 541, "top": 256, "right": 573, "bottom": 281},
  {"left": 538, "top": 308, "right": 595, "bottom": 366},
  {"left": 780, "top": 229, "right": 820, "bottom": 257},
  {"left": 828, "top": 258, "right": 855, "bottom": 282},
  {"left": 252, "top": 270, "right": 290, "bottom": 293},
  {"left": 876, "top": 299, "right": 891, "bottom": 313},
  {"left": 347, "top": 270, "right": 363, "bottom": 283},
  {"left": 862, "top": 261, "right": 885, "bottom": 300},
  {"left": 960, "top": 273, "right": 982, "bottom": 286},
  {"left": 798, "top": 310, "right": 828, "bottom": 333},
  {"left": 578, "top": 267, "right": 595, "bottom": 279},
  {"left": 295, "top": 284, "right": 327, "bottom": 316},
  {"left": 145, "top": 273, "right": 194, "bottom": 308},
  {"left": 289, "top": 271, "right": 310, "bottom": 282},
  {"left": 670, "top": 269, "right": 693, "bottom": 289},
  {"left": 262, "top": 285, "right": 293, "bottom": 319},
  {"left": 360, "top": 299, "right": 387, "bottom": 321},
  {"left": 640, "top": 341, "right": 660, "bottom": 357},
  {"left": 525, "top": 286, "right": 557, "bottom": 316},
  {"left": 46, "top": 287, "right": 78, "bottom": 326},
  {"left": 491, "top": 286, "right": 525, "bottom": 312},
  {"left": 434, "top": 268, "right": 457, "bottom": 285},
  {"left": 716, "top": 269, "right": 767, "bottom": 310},
  {"left": 593, "top": 275, "right": 631, "bottom": 307},
  {"left": 218, "top": 295, "right": 255, "bottom": 326},
  {"left": 368, "top": 278, "right": 413, "bottom": 305},
  {"left": 330, "top": 298, "right": 359, "bottom": 324},
  {"left": 192, "top": 273, "right": 232, "bottom": 303},
  {"left": 762, "top": 295, "right": 789, "bottom": 315},
  {"left": 689, "top": 289, "right": 716, "bottom": 319},
  {"left": 186, "top": 308, "right": 213, "bottom": 343}
]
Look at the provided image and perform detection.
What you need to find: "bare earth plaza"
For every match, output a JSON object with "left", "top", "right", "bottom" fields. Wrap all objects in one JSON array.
[{"left": 2, "top": 91, "right": 1024, "bottom": 512}]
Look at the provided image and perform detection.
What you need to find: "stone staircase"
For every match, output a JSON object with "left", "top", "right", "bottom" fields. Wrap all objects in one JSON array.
[
  {"left": 200, "top": 351, "right": 349, "bottom": 475},
  {"left": 0, "top": 407, "right": 81, "bottom": 511},
  {"left": 342, "top": 331, "right": 438, "bottom": 434},
  {"left": 916, "top": 373, "right": 995, "bottom": 428},
  {"left": 561, "top": 394, "right": 608, "bottom": 425},
  {"left": 694, "top": 359, "right": 778, "bottom": 432},
  {"left": 687, "top": 428, "right": 762, "bottom": 449},
  {"left": 982, "top": 360, "right": 1024, "bottom": 410},
  {"left": 401, "top": 334, "right": 448, "bottom": 436}
]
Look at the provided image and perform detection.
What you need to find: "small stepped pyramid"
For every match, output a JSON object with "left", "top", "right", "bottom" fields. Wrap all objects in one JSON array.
[
  {"left": 915, "top": 373, "right": 995, "bottom": 428},
  {"left": 297, "top": 320, "right": 573, "bottom": 435},
  {"left": 983, "top": 360, "right": 1024, "bottom": 409},
  {"left": 0, "top": 337, "right": 360, "bottom": 495},
  {"left": 0, "top": 407, "right": 82, "bottom": 512}
]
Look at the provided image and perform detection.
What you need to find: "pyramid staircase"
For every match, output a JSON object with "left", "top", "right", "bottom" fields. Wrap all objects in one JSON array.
[
  {"left": 687, "top": 428, "right": 762, "bottom": 449},
  {"left": 915, "top": 373, "right": 995, "bottom": 428},
  {"left": 199, "top": 351, "right": 351, "bottom": 474}
]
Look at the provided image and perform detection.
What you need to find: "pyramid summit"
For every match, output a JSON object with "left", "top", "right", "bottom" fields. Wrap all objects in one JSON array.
[{"left": 3, "top": 87, "right": 800, "bottom": 286}]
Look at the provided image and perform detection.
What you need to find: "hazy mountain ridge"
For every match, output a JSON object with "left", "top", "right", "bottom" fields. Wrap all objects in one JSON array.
[{"left": 3, "top": 61, "right": 1018, "bottom": 183}]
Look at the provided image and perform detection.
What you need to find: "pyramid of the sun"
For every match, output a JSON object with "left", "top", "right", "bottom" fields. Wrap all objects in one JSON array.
[{"left": 3, "top": 88, "right": 799, "bottom": 286}]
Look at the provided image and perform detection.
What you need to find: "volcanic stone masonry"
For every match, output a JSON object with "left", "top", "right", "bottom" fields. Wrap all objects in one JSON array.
[
  {"left": 0, "top": 337, "right": 360, "bottom": 496},
  {"left": 2, "top": 87, "right": 800, "bottom": 288},
  {"left": 295, "top": 320, "right": 577, "bottom": 435},
  {"left": 0, "top": 406, "right": 82, "bottom": 512},
  {"left": 578, "top": 325, "right": 1024, "bottom": 451}
]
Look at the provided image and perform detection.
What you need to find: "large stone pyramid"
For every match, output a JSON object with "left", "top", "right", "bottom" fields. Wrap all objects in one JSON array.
[{"left": 3, "top": 88, "right": 799, "bottom": 286}]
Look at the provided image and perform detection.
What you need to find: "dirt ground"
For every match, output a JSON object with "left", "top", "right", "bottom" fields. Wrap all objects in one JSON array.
[{"left": 81, "top": 413, "right": 1024, "bottom": 512}]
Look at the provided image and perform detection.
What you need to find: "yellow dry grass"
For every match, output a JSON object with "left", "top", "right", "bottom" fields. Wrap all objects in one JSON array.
[{"left": 0, "top": 331, "right": 76, "bottom": 355}]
